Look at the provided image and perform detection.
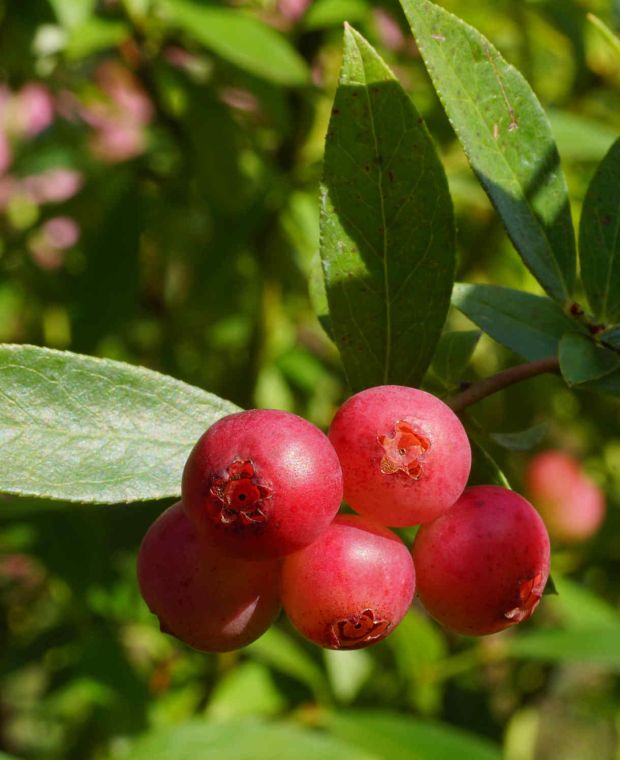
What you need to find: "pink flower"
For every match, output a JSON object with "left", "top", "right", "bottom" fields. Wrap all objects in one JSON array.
[
  {"left": 17, "top": 83, "right": 55, "bottom": 137},
  {"left": 43, "top": 216, "right": 80, "bottom": 249},
  {"left": 22, "top": 168, "right": 83, "bottom": 204}
]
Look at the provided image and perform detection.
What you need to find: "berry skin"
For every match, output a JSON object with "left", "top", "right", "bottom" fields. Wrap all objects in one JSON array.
[
  {"left": 281, "top": 514, "right": 415, "bottom": 650},
  {"left": 328, "top": 385, "right": 471, "bottom": 527},
  {"left": 137, "top": 502, "right": 281, "bottom": 652},
  {"left": 412, "top": 486, "right": 550, "bottom": 636},
  {"left": 182, "top": 409, "right": 343, "bottom": 560},
  {"left": 526, "top": 450, "right": 605, "bottom": 543}
]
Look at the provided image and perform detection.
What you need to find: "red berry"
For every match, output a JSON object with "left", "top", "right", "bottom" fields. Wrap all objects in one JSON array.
[
  {"left": 182, "top": 409, "right": 343, "bottom": 560},
  {"left": 328, "top": 385, "right": 471, "bottom": 526},
  {"left": 412, "top": 485, "right": 550, "bottom": 636},
  {"left": 281, "top": 514, "right": 415, "bottom": 649},
  {"left": 137, "top": 502, "right": 281, "bottom": 652},
  {"left": 526, "top": 450, "right": 605, "bottom": 543}
]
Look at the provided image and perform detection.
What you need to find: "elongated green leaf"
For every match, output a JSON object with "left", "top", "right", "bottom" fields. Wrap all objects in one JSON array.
[
  {"left": 324, "top": 710, "right": 502, "bottom": 760},
  {"left": 401, "top": 0, "right": 576, "bottom": 304},
  {"left": 123, "top": 720, "right": 375, "bottom": 760},
  {"left": 489, "top": 423, "right": 548, "bottom": 451},
  {"left": 559, "top": 332, "right": 620, "bottom": 386},
  {"left": 161, "top": 0, "right": 309, "bottom": 86},
  {"left": 507, "top": 627, "right": 620, "bottom": 670},
  {"left": 320, "top": 27, "right": 455, "bottom": 391},
  {"left": 0, "top": 345, "right": 238, "bottom": 503},
  {"left": 452, "top": 283, "right": 577, "bottom": 361},
  {"left": 579, "top": 139, "right": 620, "bottom": 323},
  {"left": 431, "top": 330, "right": 480, "bottom": 386}
]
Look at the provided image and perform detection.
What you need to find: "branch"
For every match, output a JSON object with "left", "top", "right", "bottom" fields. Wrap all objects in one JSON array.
[{"left": 447, "top": 356, "right": 560, "bottom": 413}]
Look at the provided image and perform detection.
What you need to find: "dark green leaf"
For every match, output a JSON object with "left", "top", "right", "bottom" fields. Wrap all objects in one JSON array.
[
  {"left": 324, "top": 710, "right": 502, "bottom": 760},
  {"left": 162, "top": 0, "right": 310, "bottom": 86},
  {"left": 431, "top": 330, "right": 480, "bottom": 386},
  {"left": 452, "top": 283, "right": 577, "bottom": 361},
  {"left": 468, "top": 436, "right": 511, "bottom": 488},
  {"left": 543, "top": 575, "right": 558, "bottom": 596},
  {"left": 579, "top": 138, "right": 620, "bottom": 323},
  {"left": 401, "top": 0, "right": 576, "bottom": 304},
  {"left": 489, "top": 422, "right": 548, "bottom": 451},
  {"left": 0, "top": 345, "right": 238, "bottom": 503},
  {"left": 320, "top": 27, "right": 455, "bottom": 391},
  {"left": 122, "top": 720, "right": 374, "bottom": 760},
  {"left": 559, "top": 332, "right": 620, "bottom": 386},
  {"left": 601, "top": 325, "right": 620, "bottom": 349}
]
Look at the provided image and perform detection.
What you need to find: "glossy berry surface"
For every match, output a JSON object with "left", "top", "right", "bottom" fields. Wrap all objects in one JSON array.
[
  {"left": 137, "top": 502, "right": 281, "bottom": 652},
  {"left": 281, "top": 514, "right": 415, "bottom": 649},
  {"left": 526, "top": 450, "right": 605, "bottom": 543},
  {"left": 182, "top": 409, "right": 343, "bottom": 560},
  {"left": 328, "top": 385, "right": 471, "bottom": 526},
  {"left": 412, "top": 485, "right": 550, "bottom": 636}
]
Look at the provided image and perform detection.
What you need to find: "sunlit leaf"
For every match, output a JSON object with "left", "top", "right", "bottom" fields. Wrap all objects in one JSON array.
[
  {"left": 161, "top": 0, "right": 310, "bottom": 86},
  {"left": 401, "top": 0, "right": 576, "bottom": 304},
  {"left": 0, "top": 345, "right": 238, "bottom": 503}
]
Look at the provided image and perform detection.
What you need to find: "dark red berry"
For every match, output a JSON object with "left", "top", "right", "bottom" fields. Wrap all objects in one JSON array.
[
  {"left": 328, "top": 385, "right": 471, "bottom": 526},
  {"left": 182, "top": 409, "right": 343, "bottom": 559},
  {"left": 137, "top": 502, "right": 281, "bottom": 652},
  {"left": 412, "top": 486, "right": 551, "bottom": 636},
  {"left": 281, "top": 514, "right": 415, "bottom": 649}
]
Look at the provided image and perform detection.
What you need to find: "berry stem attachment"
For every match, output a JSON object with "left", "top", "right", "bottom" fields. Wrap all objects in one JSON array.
[{"left": 447, "top": 356, "right": 560, "bottom": 413}]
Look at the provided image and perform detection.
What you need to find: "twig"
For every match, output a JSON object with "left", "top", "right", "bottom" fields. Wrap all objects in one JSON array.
[{"left": 447, "top": 356, "right": 560, "bottom": 413}]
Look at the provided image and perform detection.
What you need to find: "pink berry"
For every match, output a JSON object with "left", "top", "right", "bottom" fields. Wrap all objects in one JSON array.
[
  {"left": 412, "top": 485, "right": 550, "bottom": 636},
  {"left": 328, "top": 385, "right": 471, "bottom": 526},
  {"left": 281, "top": 514, "right": 415, "bottom": 649},
  {"left": 526, "top": 450, "right": 605, "bottom": 543},
  {"left": 137, "top": 502, "right": 281, "bottom": 652},
  {"left": 182, "top": 409, "right": 343, "bottom": 560}
]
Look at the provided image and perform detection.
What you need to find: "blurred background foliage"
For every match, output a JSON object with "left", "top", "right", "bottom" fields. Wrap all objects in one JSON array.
[{"left": 0, "top": 0, "right": 619, "bottom": 758}]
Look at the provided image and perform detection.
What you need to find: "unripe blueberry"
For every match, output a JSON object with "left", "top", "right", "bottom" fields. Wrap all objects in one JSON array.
[
  {"left": 412, "top": 485, "right": 550, "bottom": 636},
  {"left": 328, "top": 385, "right": 471, "bottom": 526},
  {"left": 281, "top": 514, "right": 415, "bottom": 649},
  {"left": 526, "top": 450, "right": 605, "bottom": 543},
  {"left": 137, "top": 502, "right": 281, "bottom": 652},
  {"left": 182, "top": 409, "right": 343, "bottom": 560}
]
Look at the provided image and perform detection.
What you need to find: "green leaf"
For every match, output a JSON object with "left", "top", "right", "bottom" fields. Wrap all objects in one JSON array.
[
  {"left": 246, "top": 626, "right": 332, "bottom": 704},
  {"left": 122, "top": 719, "right": 376, "bottom": 760},
  {"left": 558, "top": 332, "right": 620, "bottom": 386},
  {"left": 489, "top": 423, "right": 548, "bottom": 451},
  {"left": 431, "top": 330, "right": 480, "bottom": 386},
  {"left": 468, "top": 436, "right": 511, "bottom": 489},
  {"left": 507, "top": 627, "right": 620, "bottom": 670},
  {"left": 320, "top": 27, "right": 455, "bottom": 391},
  {"left": 548, "top": 110, "right": 618, "bottom": 163},
  {"left": 0, "top": 345, "right": 238, "bottom": 503},
  {"left": 324, "top": 710, "right": 502, "bottom": 760},
  {"left": 587, "top": 13, "right": 620, "bottom": 60},
  {"left": 546, "top": 576, "right": 617, "bottom": 628},
  {"left": 161, "top": 0, "right": 310, "bottom": 86},
  {"left": 65, "top": 18, "right": 129, "bottom": 60},
  {"left": 601, "top": 325, "right": 620, "bottom": 350},
  {"left": 323, "top": 648, "right": 372, "bottom": 704},
  {"left": 579, "top": 139, "right": 620, "bottom": 323},
  {"left": 452, "top": 283, "right": 578, "bottom": 361},
  {"left": 401, "top": 0, "right": 576, "bottom": 304},
  {"left": 304, "top": 0, "right": 369, "bottom": 30},
  {"left": 206, "top": 662, "right": 285, "bottom": 720}
]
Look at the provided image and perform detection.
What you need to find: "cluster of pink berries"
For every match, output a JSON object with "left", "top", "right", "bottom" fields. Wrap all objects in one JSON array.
[{"left": 137, "top": 386, "right": 551, "bottom": 652}]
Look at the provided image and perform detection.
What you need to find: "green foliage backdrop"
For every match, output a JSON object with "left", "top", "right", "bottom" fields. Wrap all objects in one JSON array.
[{"left": 0, "top": 0, "right": 619, "bottom": 758}]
